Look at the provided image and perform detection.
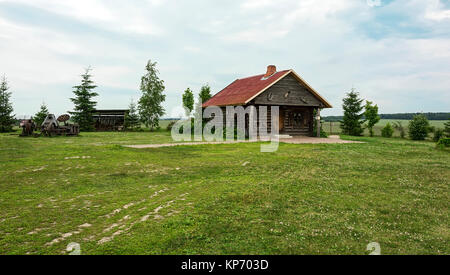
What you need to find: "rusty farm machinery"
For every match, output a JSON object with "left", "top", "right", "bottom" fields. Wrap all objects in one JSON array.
[
  {"left": 19, "top": 119, "right": 36, "bottom": 137},
  {"left": 20, "top": 114, "right": 80, "bottom": 137},
  {"left": 41, "top": 114, "right": 80, "bottom": 136}
]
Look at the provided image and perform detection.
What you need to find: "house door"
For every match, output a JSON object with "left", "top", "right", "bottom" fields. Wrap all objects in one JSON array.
[{"left": 284, "top": 110, "right": 304, "bottom": 130}]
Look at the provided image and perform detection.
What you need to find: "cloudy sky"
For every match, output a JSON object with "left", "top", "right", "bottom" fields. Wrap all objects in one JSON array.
[{"left": 0, "top": 0, "right": 449, "bottom": 118}]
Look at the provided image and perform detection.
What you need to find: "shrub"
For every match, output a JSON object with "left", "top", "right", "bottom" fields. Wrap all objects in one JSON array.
[
  {"left": 381, "top": 123, "right": 394, "bottom": 138},
  {"left": 319, "top": 127, "right": 328, "bottom": 138},
  {"left": 436, "top": 137, "right": 450, "bottom": 149},
  {"left": 408, "top": 114, "right": 430, "bottom": 140},
  {"left": 433, "top": 128, "right": 445, "bottom": 142},
  {"left": 393, "top": 121, "right": 406, "bottom": 139},
  {"left": 313, "top": 121, "right": 328, "bottom": 138},
  {"left": 444, "top": 119, "right": 450, "bottom": 137}
]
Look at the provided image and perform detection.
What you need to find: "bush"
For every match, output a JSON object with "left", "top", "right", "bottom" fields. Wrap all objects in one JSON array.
[
  {"left": 408, "top": 114, "right": 430, "bottom": 140},
  {"left": 436, "top": 137, "right": 450, "bottom": 149},
  {"left": 393, "top": 121, "right": 406, "bottom": 138},
  {"left": 444, "top": 119, "right": 450, "bottom": 137},
  {"left": 433, "top": 128, "right": 445, "bottom": 142},
  {"left": 313, "top": 121, "right": 328, "bottom": 138},
  {"left": 319, "top": 127, "right": 328, "bottom": 138},
  {"left": 381, "top": 123, "right": 394, "bottom": 138}
]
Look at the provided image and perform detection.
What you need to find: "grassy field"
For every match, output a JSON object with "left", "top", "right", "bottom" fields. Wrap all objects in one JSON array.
[
  {"left": 0, "top": 129, "right": 448, "bottom": 255},
  {"left": 323, "top": 119, "right": 448, "bottom": 137}
]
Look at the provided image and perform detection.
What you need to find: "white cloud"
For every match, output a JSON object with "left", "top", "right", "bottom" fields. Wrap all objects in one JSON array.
[
  {"left": 0, "top": 0, "right": 449, "bottom": 117},
  {"left": 0, "top": 0, "right": 163, "bottom": 35},
  {"left": 223, "top": 0, "right": 354, "bottom": 42},
  {"left": 366, "top": 0, "right": 382, "bottom": 8},
  {"left": 241, "top": 0, "right": 275, "bottom": 10},
  {"left": 425, "top": 0, "right": 450, "bottom": 21},
  {"left": 0, "top": 0, "right": 114, "bottom": 21}
]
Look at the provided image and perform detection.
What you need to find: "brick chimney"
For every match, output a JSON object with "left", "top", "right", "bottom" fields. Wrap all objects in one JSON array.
[{"left": 264, "top": 65, "right": 277, "bottom": 78}]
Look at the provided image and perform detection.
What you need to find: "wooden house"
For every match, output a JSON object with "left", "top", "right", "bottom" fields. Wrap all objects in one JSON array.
[{"left": 202, "top": 65, "right": 332, "bottom": 136}]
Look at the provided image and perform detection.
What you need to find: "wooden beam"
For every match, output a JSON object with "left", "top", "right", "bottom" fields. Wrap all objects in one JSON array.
[{"left": 316, "top": 108, "right": 321, "bottom": 138}]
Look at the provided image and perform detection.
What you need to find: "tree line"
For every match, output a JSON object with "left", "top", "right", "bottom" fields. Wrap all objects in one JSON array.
[
  {"left": 0, "top": 60, "right": 174, "bottom": 133},
  {"left": 338, "top": 89, "right": 450, "bottom": 145},
  {"left": 324, "top": 112, "right": 450, "bottom": 122},
  {"left": 1, "top": 60, "right": 215, "bottom": 133}
]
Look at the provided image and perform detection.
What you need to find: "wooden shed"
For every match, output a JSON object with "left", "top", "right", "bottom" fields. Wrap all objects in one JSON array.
[
  {"left": 203, "top": 65, "right": 332, "bottom": 136},
  {"left": 92, "top": 109, "right": 129, "bottom": 131}
]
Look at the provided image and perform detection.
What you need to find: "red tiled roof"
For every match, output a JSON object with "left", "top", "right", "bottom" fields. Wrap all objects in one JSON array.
[{"left": 203, "top": 70, "right": 291, "bottom": 107}]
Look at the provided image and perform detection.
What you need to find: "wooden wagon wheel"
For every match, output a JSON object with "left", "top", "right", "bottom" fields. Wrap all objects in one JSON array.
[{"left": 57, "top": 114, "right": 70, "bottom": 123}]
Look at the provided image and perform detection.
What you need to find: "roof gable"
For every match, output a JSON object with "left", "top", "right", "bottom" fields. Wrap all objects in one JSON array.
[{"left": 253, "top": 74, "right": 323, "bottom": 106}]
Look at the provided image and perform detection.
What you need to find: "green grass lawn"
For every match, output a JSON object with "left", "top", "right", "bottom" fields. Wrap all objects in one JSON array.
[
  {"left": 0, "top": 130, "right": 448, "bottom": 255},
  {"left": 323, "top": 119, "right": 448, "bottom": 137}
]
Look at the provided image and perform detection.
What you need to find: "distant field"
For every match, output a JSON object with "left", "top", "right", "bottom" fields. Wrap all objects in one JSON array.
[
  {"left": 158, "top": 120, "right": 177, "bottom": 129},
  {"left": 322, "top": 119, "right": 448, "bottom": 137}
]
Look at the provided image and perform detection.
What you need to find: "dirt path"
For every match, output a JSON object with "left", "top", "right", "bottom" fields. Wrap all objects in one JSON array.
[
  {"left": 124, "top": 136, "right": 363, "bottom": 149},
  {"left": 281, "top": 135, "right": 364, "bottom": 144}
]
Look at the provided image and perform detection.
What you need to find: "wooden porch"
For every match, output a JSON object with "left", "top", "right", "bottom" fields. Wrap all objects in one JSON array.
[{"left": 279, "top": 106, "right": 314, "bottom": 136}]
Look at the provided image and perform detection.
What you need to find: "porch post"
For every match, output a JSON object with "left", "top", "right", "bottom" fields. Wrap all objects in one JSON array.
[{"left": 316, "top": 108, "right": 321, "bottom": 138}]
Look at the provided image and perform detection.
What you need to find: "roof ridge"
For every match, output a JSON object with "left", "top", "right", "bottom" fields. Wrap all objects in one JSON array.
[
  {"left": 202, "top": 79, "right": 239, "bottom": 105},
  {"left": 236, "top": 69, "right": 290, "bottom": 81}
]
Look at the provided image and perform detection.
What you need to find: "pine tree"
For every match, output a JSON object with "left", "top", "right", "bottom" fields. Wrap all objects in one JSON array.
[
  {"left": 138, "top": 60, "right": 166, "bottom": 131},
  {"left": 124, "top": 100, "right": 140, "bottom": 130},
  {"left": 69, "top": 68, "right": 98, "bottom": 131},
  {"left": 364, "top": 101, "right": 380, "bottom": 137},
  {"left": 444, "top": 119, "right": 450, "bottom": 138},
  {"left": 0, "top": 75, "right": 15, "bottom": 133},
  {"left": 182, "top": 88, "right": 194, "bottom": 117},
  {"left": 340, "top": 89, "right": 364, "bottom": 136},
  {"left": 34, "top": 103, "right": 49, "bottom": 128}
]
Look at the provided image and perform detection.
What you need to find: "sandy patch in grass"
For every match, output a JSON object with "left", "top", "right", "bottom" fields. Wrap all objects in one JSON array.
[
  {"left": 64, "top": 156, "right": 91, "bottom": 160},
  {"left": 28, "top": 228, "right": 46, "bottom": 235},
  {"left": 79, "top": 223, "right": 92, "bottom": 228},
  {"left": 98, "top": 230, "right": 123, "bottom": 245},
  {"left": 46, "top": 223, "right": 94, "bottom": 246},
  {"left": 103, "top": 223, "right": 119, "bottom": 233},
  {"left": 97, "top": 193, "right": 189, "bottom": 245},
  {"left": 46, "top": 231, "right": 80, "bottom": 246},
  {"left": 123, "top": 202, "right": 134, "bottom": 209},
  {"left": 32, "top": 166, "right": 47, "bottom": 172},
  {"left": 103, "top": 188, "right": 170, "bottom": 219}
]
